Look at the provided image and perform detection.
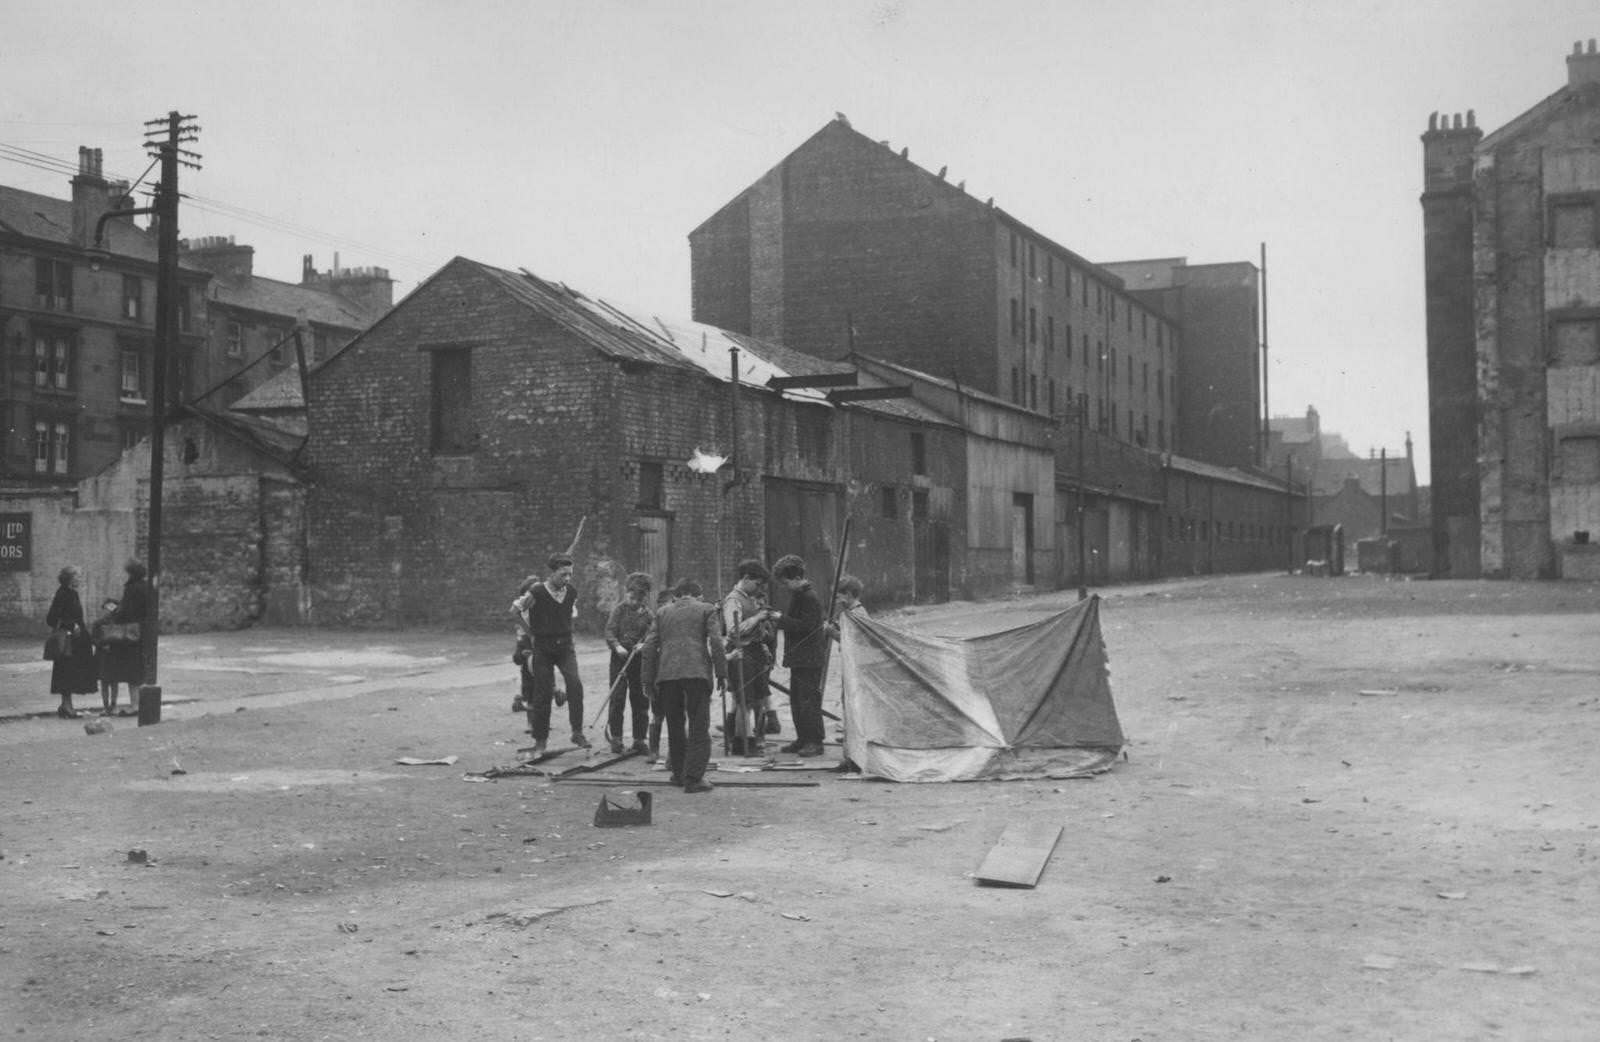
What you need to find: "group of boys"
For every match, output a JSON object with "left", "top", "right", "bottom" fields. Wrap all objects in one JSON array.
[{"left": 509, "top": 551, "right": 847, "bottom": 794}]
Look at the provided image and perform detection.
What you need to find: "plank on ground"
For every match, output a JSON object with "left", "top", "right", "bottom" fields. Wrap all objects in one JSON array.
[{"left": 973, "top": 823, "right": 1063, "bottom": 888}]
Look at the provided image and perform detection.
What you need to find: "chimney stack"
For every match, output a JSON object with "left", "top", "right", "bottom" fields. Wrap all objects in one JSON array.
[
  {"left": 70, "top": 146, "right": 114, "bottom": 247},
  {"left": 301, "top": 254, "right": 395, "bottom": 315},
  {"left": 1569, "top": 38, "right": 1600, "bottom": 89},
  {"left": 179, "top": 235, "right": 255, "bottom": 278}
]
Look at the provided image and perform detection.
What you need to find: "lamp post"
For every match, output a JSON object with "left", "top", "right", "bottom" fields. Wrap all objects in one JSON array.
[
  {"left": 1074, "top": 401, "right": 1088, "bottom": 602},
  {"left": 85, "top": 111, "right": 199, "bottom": 722}
]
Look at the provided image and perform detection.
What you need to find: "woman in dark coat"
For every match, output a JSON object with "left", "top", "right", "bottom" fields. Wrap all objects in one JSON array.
[
  {"left": 45, "top": 565, "right": 99, "bottom": 718},
  {"left": 101, "top": 559, "right": 151, "bottom": 714}
]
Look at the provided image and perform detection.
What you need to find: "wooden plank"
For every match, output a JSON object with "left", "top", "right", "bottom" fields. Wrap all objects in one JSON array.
[{"left": 973, "top": 824, "right": 1063, "bottom": 888}]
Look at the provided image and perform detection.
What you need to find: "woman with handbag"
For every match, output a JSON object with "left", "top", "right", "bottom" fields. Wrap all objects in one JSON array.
[
  {"left": 101, "top": 559, "right": 151, "bottom": 716},
  {"left": 45, "top": 566, "right": 98, "bottom": 719}
]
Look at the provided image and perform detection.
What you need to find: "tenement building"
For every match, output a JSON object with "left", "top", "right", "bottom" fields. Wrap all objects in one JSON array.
[{"left": 1422, "top": 39, "right": 1600, "bottom": 578}]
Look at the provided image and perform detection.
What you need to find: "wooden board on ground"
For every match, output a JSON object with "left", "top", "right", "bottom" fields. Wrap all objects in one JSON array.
[
  {"left": 516, "top": 745, "right": 578, "bottom": 764},
  {"left": 973, "top": 824, "right": 1063, "bottom": 888},
  {"left": 553, "top": 748, "right": 639, "bottom": 777}
]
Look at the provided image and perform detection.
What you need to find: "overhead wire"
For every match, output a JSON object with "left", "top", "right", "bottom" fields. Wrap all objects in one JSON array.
[{"left": 0, "top": 138, "right": 430, "bottom": 278}]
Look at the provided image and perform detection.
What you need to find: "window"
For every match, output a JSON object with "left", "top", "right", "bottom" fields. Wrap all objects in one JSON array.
[
  {"left": 430, "top": 347, "right": 475, "bottom": 454},
  {"left": 1143, "top": 362, "right": 1149, "bottom": 393},
  {"left": 638, "top": 461, "right": 664, "bottom": 509},
  {"left": 1552, "top": 319, "right": 1600, "bottom": 366},
  {"left": 912, "top": 489, "right": 929, "bottom": 521},
  {"left": 33, "top": 334, "right": 71, "bottom": 390},
  {"left": 120, "top": 346, "right": 146, "bottom": 400},
  {"left": 910, "top": 431, "right": 926, "bottom": 476},
  {"left": 121, "top": 425, "right": 143, "bottom": 451},
  {"left": 1157, "top": 419, "right": 1166, "bottom": 450},
  {"left": 1065, "top": 325, "right": 1072, "bottom": 362},
  {"left": 1049, "top": 379, "right": 1057, "bottom": 416},
  {"left": 880, "top": 485, "right": 898, "bottom": 519},
  {"left": 1028, "top": 243, "right": 1036, "bottom": 279},
  {"left": 1010, "top": 298, "right": 1019, "bottom": 337},
  {"left": 123, "top": 275, "right": 143, "bottom": 321},
  {"left": 1157, "top": 324, "right": 1165, "bottom": 348},
  {"left": 33, "top": 419, "right": 70, "bottom": 475},
  {"left": 174, "top": 353, "right": 192, "bottom": 401},
  {"left": 269, "top": 331, "right": 288, "bottom": 365},
  {"left": 1097, "top": 343, "right": 1104, "bottom": 372},
  {"left": 226, "top": 322, "right": 243, "bottom": 358},
  {"left": 1046, "top": 255, "right": 1054, "bottom": 287},
  {"left": 1029, "top": 373, "right": 1038, "bottom": 411},
  {"left": 1011, "top": 367, "right": 1020, "bottom": 404},
  {"left": 1028, "top": 306, "right": 1037, "bottom": 344},
  {"left": 34, "top": 258, "right": 72, "bottom": 311},
  {"left": 177, "top": 287, "right": 192, "bottom": 332},
  {"left": 1551, "top": 198, "right": 1599, "bottom": 248},
  {"left": 1046, "top": 316, "right": 1055, "bottom": 353},
  {"left": 1009, "top": 233, "right": 1017, "bottom": 268},
  {"left": 1082, "top": 332, "right": 1089, "bottom": 367},
  {"left": 1110, "top": 296, "right": 1117, "bottom": 321}
]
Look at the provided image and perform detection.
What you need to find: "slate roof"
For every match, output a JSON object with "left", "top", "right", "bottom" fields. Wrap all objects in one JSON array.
[
  {"left": 209, "top": 272, "right": 382, "bottom": 330},
  {"left": 0, "top": 184, "right": 204, "bottom": 274},
  {"left": 177, "top": 403, "right": 308, "bottom": 470},
  {"left": 229, "top": 364, "right": 309, "bottom": 412},
  {"left": 463, "top": 258, "right": 952, "bottom": 422},
  {"left": 1165, "top": 454, "right": 1291, "bottom": 495}
]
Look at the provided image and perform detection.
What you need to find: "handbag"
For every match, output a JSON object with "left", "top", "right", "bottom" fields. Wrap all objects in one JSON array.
[
  {"left": 43, "top": 627, "right": 73, "bottom": 661},
  {"left": 103, "top": 621, "right": 142, "bottom": 644}
]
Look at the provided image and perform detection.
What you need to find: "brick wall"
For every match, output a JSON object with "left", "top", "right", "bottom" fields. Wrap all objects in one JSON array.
[
  {"left": 690, "top": 123, "right": 999, "bottom": 388},
  {"left": 1422, "top": 118, "right": 1485, "bottom": 577}
]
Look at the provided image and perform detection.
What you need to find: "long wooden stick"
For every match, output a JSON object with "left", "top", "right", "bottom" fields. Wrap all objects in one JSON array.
[{"left": 564, "top": 515, "right": 587, "bottom": 557}]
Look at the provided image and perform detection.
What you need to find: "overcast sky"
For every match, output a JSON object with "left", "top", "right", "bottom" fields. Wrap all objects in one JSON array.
[{"left": 6, "top": 1, "right": 1598, "bottom": 477}]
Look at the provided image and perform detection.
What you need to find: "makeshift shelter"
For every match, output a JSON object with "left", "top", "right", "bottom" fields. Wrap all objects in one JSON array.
[{"left": 839, "top": 597, "right": 1123, "bottom": 782}]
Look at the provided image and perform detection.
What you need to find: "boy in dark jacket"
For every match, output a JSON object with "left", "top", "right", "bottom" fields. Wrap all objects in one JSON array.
[{"left": 772, "top": 554, "right": 827, "bottom": 757}]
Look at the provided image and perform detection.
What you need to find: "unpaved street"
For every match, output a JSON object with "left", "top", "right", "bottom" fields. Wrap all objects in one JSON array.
[{"left": 3, "top": 575, "right": 1597, "bottom": 1041}]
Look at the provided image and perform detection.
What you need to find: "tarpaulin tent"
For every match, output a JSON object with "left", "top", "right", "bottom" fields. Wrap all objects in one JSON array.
[{"left": 839, "top": 596, "right": 1123, "bottom": 782}]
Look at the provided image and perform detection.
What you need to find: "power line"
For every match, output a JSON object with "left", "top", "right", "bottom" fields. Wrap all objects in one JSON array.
[{"left": 0, "top": 138, "right": 430, "bottom": 277}]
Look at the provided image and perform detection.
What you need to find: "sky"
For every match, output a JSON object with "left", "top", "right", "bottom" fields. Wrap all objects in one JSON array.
[{"left": 5, "top": 0, "right": 1599, "bottom": 479}]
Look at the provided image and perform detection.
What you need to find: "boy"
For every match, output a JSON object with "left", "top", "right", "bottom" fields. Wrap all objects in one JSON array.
[
  {"left": 521, "top": 554, "right": 587, "bottom": 758},
  {"left": 603, "top": 572, "right": 655, "bottom": 754}
]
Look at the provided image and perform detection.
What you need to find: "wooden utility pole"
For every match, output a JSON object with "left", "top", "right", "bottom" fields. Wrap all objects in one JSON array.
[{"left": 140, "top": 111, "right": 200, "bottom": 712}]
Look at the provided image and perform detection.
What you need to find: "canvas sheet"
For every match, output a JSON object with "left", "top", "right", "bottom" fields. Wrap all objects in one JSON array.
[{"left": 839, "top": 597, "right": 1123, "bottom": 782}]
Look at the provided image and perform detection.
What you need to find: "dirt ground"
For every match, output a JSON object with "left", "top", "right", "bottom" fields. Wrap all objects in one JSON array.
[{"left": 3, "top": 574, "right": 1597, "bottom": 1042}]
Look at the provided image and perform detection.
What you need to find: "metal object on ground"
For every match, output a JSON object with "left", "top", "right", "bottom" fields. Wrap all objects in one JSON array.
[{"left": 593, "top": 790, "right": 652, "bottom": 827}]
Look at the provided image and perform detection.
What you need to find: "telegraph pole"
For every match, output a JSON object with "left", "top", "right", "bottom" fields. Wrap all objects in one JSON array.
[{"left": 139, "top": 111, "right": 200, "bottom": 714}]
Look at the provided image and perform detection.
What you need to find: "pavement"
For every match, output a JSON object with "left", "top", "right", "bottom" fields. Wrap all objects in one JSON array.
[{"left": 0, "top": 626, "right": 529, "bottom": 727}]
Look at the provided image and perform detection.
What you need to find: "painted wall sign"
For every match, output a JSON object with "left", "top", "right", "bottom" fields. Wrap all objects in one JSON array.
[{"left": 0, "top": 513, "right": 30, "bottom": 571}]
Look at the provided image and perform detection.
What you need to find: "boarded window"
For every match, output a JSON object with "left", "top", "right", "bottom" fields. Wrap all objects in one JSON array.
[
  {"left": 794, "top": 403, "right": 830, "bottom": 467},
  {"left": 1552, "top": 320, "right": 1600, "bottom": 367},
  {"left": 1551, "top": 202, "right": 1598, "bottom": 248},
  {"left": 430, "top": 348, "right": 474, "bottom": 454},
  {"left": 638, "top": 461, "right": 664, "bottom": 509},
  {"left": 1558, "top": 436, "right": 1600, "bottom": 485}
]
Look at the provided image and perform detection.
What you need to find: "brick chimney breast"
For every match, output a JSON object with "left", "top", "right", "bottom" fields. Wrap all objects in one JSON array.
[{"left": 1570, "top": 38, "right": 1600, "bottom": 89}]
